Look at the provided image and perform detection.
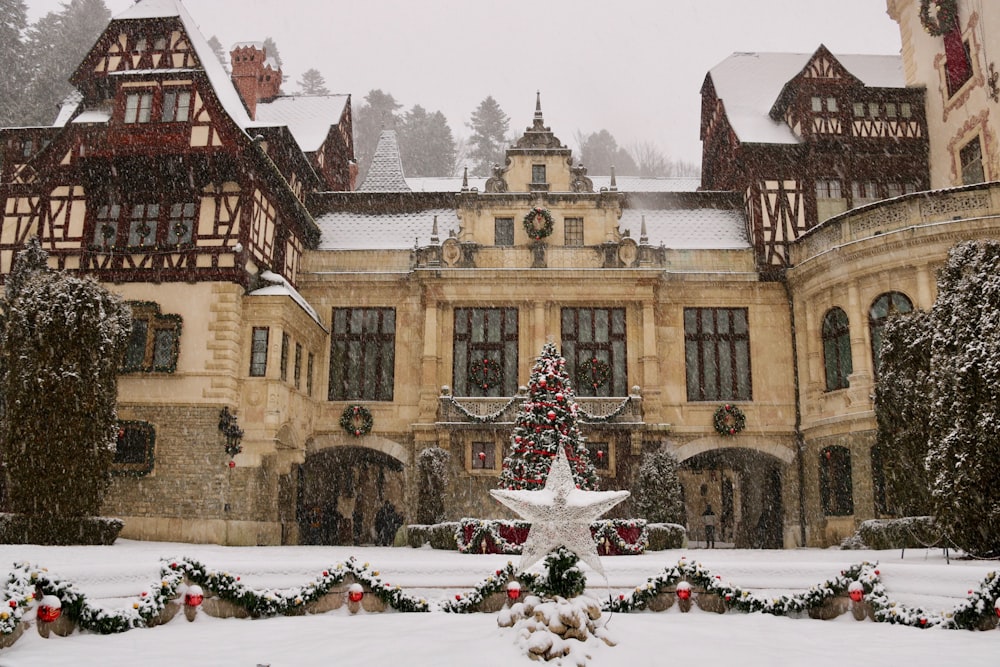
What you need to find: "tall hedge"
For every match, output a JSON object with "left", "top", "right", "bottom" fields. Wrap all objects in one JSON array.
[{"left": 0, "top": 239, "right": 131, "bottom": 517}]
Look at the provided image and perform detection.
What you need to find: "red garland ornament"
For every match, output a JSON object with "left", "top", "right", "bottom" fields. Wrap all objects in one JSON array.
[
  {"left": 506, "top": 581, "right": 521, "bottom": 600},
  {"left": 547, "top": 410, "right": 557, "bottom": 420},
  {"left": 184, "top": 585, "right": 204, "bottom": 607},
  {"left": 348, "top": 584, "right": 364, "bottom": 603},
  {"left": 848, "top": 582, "right": 864, "bottom": 603},
  {"left": 468, "top": 357, "right": 503, "bottom": 392},
  {"left": 576, "top": 358, "right": 611, "bottom": 390},
  {"left": 676, "top": 582, "right": 692, "bottom": 600},
  {"left": 37, "top": 596, "right": 62, "bottom": 623}
]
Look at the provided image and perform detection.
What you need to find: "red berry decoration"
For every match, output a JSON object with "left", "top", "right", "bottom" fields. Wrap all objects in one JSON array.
[{"left": 547, "top": 410, "right": 556, "bottom": 420}]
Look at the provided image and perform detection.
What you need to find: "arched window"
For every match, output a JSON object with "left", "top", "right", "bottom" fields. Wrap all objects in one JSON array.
[
  {"left": 820, "top": 445, "right": 853, "bottom": 516},
  {"left": 821, "top": 307, "right": 852, "bottom": 390},
  {"left": 869, "top": 292, "right": 913, "bottom": 376}
]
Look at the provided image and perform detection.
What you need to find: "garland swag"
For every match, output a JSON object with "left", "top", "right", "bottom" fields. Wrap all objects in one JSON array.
[{"left": 919, "top": 0, "right": 959, "bottom": 36}]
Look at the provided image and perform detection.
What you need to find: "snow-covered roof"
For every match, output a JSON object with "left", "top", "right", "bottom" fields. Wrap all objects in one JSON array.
[
  {"left": 252, "top": 95, "right": 350, "bottom": 152},
  {"left": 249, "top": 270, "right": 323, "bottom": 326},
  {"left": 71, "top": 109, "right": 112, "bottom": 124},
  {"left": 358, "top": 130, "right": 411, "bottom": 192},
  {"left": 315, "top": 209, "right": 459, "bottom": 250},
  {"left": 114, "top": 0, "right": 253, "bottom": 131},
  {"left": 708, "top": 51, "right": 905, "bottom": 145},
  {"left": 52, "top": 91, "right": 84, "bottom": 127},
  {"left": 403, "top": 176, "right": 702, "bottom": 193},
  {"left": 619, "top": 208, "right": 749, "bottom": 250}
]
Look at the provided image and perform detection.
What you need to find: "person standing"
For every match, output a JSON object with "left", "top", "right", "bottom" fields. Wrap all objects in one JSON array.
[{"left": 702, "top": 504, "right": 717, "bottom": 548}]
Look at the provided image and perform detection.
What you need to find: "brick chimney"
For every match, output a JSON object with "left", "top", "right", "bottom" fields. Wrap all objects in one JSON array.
[{"left": 230, "top": 42, "right": 282, "bottom": 119}]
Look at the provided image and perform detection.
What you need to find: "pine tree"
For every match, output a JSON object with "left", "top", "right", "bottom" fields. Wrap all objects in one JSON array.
[
  {"left": 398, "top": 105, "right": 457, "bottom": 177},
  {"left": 297, "top": 68, "right": 330, "bottom": 96},
  {"left": 873, "top": 310, "right": 933, "bottom": 516},
  {"left": 499, "top": 343, "right": 598, "bottom": 491},
  {"left": 0, "top": 0, "right": 29, "bottom": 127},
  {"left": 205, "top": 35, "right": 229, "bottom": 72},
  {"left": 926, "top": 240, "right": 1000, "bottom": 556},
  {"left": 632, "top": 450, "right": 684, "bottom": 523},
  {"left": 467, "top": 95, "right": 510, "bottom": 177},
  {"left": 18, "top": 0, "right": 110, "bottom": 126},
  {"left": 0, "top": 238, "right": 131, "bottom": 519},
  {"left": 575, "top": 129, "right": 637, "bottom": 176}
]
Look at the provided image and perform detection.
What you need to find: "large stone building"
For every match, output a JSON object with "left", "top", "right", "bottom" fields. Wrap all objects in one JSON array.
[{"left": 0, "top": 0, "right": 997, "bottom": 548}]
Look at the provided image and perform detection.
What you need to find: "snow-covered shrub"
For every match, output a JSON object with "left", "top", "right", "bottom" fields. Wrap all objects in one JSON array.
[
  {"left": 0, "top": 239, "right": 130, "bottom": 527},
  {"left": 415, "top": 447, "right": 449, "bottom": 524},
  {"left": 428, "top": 521, "right": 459, "bottom": 550},
  {"left": 646, "top": 523, "right": 686, "bottom": 550},
  {"left": 840, "top": 517, "right": 939, "bottom": 550},
  {"left": 631, "top": 450, "right": 684, "bottom": 524},
  {"left": 926, "top": 240, "right": 1000, "bottom": 557},
  {"left": 406, "top": 524, "right": 429, "bottom": 548}
]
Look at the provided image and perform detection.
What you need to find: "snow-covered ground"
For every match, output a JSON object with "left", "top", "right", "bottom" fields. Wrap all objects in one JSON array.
[{"left": 0, "top": 541, "right": 995, "bottom": 666}]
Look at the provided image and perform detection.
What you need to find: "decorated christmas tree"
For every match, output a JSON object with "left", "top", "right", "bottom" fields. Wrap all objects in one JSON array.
[{"left": 499, "top": 342, "right": 598, "bottom": 491}]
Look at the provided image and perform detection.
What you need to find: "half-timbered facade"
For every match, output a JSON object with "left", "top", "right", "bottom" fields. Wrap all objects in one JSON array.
[{"left": 700, "top": 46, "right": 929, "bottom": 272}]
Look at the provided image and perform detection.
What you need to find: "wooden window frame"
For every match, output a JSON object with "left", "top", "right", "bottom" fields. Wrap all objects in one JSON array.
[
  {"left": 250, "top": 327, "right": 269, "bottom": 377},
  {"left": 453, "top": 307, "right": 519, "bottom": 397},
  {"left": 564, "top": 217, "right": 584, "bottom": 246},
  {"left": 960, "top": 136, "right": 985, "bottom": 185},
  {"left": 329, "top": 308, "right": 396, "bottom": 401},
  {"left": 684, "top": 307, "right": 752, "bottom": 402},
  {"left": 821, "top": 307, "right": 852, "bottom": 391},
  {"left": 494, "top": 217, "right": 514, "bottom": 247},
  {"left": 121, "top": 302, "right": 182, "bottom": 374},
  {"left": 561, "top": 307, "right": 628, "bottom": 397},
  {"left": 112, "top": 420, "right": 155, "bottom": 476}
]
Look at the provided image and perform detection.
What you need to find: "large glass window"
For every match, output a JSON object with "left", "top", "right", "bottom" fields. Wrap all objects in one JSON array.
[
  {"left": 820, "top": 445, "right": 854, "bottom": 516},
  {"left": 250, "top": 327, "right": 269, "bottom": 377},
  {"left": 167, "top": 202, "right": 196, "bottom": 245},
  {"left": 684, "top": 307, "right": 751, "bottom": 401},
  {"left": 128, "top": 203, "right": 159, "bottom": 247},
  {"left": 561, "top": 308, "right": 627, "bottom": 397},
  {"left": 453, "top": 308, "right": 518, "bottom": 397},
  {"left": 162, "top": 89, "right": 192, "bottom": 122},
  {"left": 121, "top": 302, "right": 181, "bottom": 373},
  {"left": 329, "top": 308, "right": 395, "bottom": 401},
  {"left": 869, "top": 292, "right": 913, "bottom": 376},
  {"left": 124, "top": 92, "right": 153, "bottom": 124},
  {"left": 822, "top": 307, "right": 852, "bottom": 391}
]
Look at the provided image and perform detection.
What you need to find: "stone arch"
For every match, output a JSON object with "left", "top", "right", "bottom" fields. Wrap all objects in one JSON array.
[
  {"left": 672, "top": 439, "right": 790, "bottom": 549},
  {"left": 296, "top": 437, "right": 407, "bottom": 546}
]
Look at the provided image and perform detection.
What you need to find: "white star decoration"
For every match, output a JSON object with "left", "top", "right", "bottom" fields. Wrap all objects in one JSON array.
[{"left": 490, "top": 448, "right": 629, "bottom": 576}]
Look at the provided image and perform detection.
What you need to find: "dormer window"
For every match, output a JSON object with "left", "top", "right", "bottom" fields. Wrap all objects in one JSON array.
[{"left": 531, "top": 165, "right": 546, "bottom": 184}]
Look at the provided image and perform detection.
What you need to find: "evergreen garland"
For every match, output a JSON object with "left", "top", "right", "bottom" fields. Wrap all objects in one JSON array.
[
  {"left": 339, "top": 404, "right": 374, "bottom": 437},
  {"left": 530, "top": 548, "right": 588, "bottom": 600},
  {"left": 523, "top": 207, "right": 555, "bottom": 240},
  {"left": 444, "top": 394, "right": 521, "bottom": 423},
  {"left": 713, "top": 404, "right": 746, "bottom": 436},
  {"left": 468, "top": 357, "right": 503, "bottom": 391},
  {"left": 575, "top": 358, "right": 611, "bottom": 390},
  {"left": 919, "top": 0, "right": 959, "bottom": 36}
]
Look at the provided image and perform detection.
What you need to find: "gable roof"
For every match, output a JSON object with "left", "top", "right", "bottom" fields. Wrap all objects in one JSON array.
[
  {"left": 358, "top": 130, "right": 411, "bottom": 192},
  {"left": 253, "top": 95, "right": 350, "bottom": 152},
  {"left": 108, "top": 0, "right": 253, "bottom": 130},
  {"left": 706, "top": 50, "right": 905, "bottom": 145}
]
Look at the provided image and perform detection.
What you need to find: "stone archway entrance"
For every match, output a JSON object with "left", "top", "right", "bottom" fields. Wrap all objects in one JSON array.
[
  {"left": 679, "top": 448, "right": 784, "bottom": 549},
  {"left": 296, "top": 447, "right": 405, "bottom": 546}
]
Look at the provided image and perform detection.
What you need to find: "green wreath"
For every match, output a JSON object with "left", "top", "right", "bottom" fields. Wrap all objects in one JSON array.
[
  {"left": 919, "top": 0, "right": 958, "bottom": 36},
  {"left": 713, "top": 404, "right": 746, "bottom": 436},
  {"left": 340, "top": 404, "right": 373, "bottom": 437},
  {"left": 523, "top": 207, "right": 554, "bottom": 240},
  {"left": 576, "top": 358, "right": 611, "bottom": 390},
  {"left": 468, "top": 357, "right": 503, "bottom": 391}
]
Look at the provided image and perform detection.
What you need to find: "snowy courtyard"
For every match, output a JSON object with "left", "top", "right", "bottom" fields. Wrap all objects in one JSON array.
[{"left": 0, "top": 540, "right": 995, "bottom": 666}]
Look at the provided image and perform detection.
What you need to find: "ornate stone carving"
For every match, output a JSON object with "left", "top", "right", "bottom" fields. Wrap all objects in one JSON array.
[
  {"left": 570, "top": 163, "right": 594, "bottom": 193},
  {"left": 919, "top": 192, "right": 989, "bottom": 218},
  {"left": 484, "top": 160, "right": 509, "bottom": 193}
]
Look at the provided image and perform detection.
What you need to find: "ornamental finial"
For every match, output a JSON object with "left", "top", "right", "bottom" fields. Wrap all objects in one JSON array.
[{"left": 535, "top": 90, "right": 543, "bottom": 121}]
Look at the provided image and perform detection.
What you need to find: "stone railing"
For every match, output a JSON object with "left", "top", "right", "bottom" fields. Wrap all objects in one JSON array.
[{"left": 437, "top": 392, "right": 643, "bottom": 425}]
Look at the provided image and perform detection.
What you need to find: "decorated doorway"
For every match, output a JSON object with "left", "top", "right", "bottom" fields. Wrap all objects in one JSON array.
[
  {"left": 679, "top": 448, "right": 784, "bottom": 549},
  {"left": 296, "top": 447, "right": 405, "bottom": 546}
]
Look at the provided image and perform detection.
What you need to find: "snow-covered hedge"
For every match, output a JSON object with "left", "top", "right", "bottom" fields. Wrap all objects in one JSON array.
[
  {"left": 0, "top": 514, "right": 123, "bottom": 546},
  {"left": 841, "top": 517, "right": 939, "bottom": 550},
  {"left": 646, "top": 523, "right": 686, "bottom": 550}
]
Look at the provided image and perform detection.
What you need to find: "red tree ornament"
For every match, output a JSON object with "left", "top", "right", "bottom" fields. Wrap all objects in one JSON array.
[
  {"left": 676, "top": 582, "right": 692, "bottom": 600},
  {"left": 348, "top": 584, "right": 364, "bottom": 603},
  {"left": 506, "top": 581, "right": 521, "bottom": 600}
]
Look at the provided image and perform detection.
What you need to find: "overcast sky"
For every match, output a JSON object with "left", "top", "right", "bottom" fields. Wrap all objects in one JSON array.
[{"left": 26, "top": 0, "right": 902, "bottom": 164}]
